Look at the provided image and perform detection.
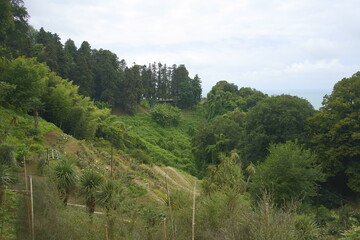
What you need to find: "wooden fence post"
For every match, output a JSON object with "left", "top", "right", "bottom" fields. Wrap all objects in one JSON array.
[{"left": 192, "top": 179, "right": 197, "bottom": 240}]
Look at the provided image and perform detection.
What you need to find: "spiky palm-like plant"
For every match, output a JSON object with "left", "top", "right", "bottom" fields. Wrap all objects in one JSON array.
[
  {"left": 53, "top": 161, "right": 77, "bottom": 206},
  {"left": 97, "top": 180, "right": 122, "bottom": 214},
  {"left": 97, "top": 180, "right": 122, "bottom": 239},
  {"left": 80, "top": 170, "right": 103, "bottom": 215},
  {"left": 0, "top": 165, "right": 15, "bottom": 206}
]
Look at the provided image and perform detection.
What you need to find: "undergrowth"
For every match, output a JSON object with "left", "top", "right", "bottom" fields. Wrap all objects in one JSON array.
[{"left": 118, "top": 109, "right": 203, "bottom": 174}]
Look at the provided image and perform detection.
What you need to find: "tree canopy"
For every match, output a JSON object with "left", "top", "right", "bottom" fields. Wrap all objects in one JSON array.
[
  {"left": 250, "top": 141, "right": 324, "bottom": 205},
  {"left": 205, "top": 80, "right": 267, "bottom": 119},
  {"left": 241, "top": 94, "right": 315, "bottom": 164},
  {"left": 309, "top": 72, "right": 360, "bottom": 193}
]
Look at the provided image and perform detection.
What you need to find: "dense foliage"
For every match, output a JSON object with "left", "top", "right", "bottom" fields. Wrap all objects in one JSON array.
[
  {"left": 150, "top": 103, "right": 181, "bottom": 127},
  {"left": 204, "top": 80, "right": 267, "bottom": 119},
  {"left": 241, "top": 94, "right": 315, "bottom": 164},
  {"left": 192, "top": 109, "right": 245, "bottom": 176},
  {"left": 32, "top": 28, "right": 202, "bottom": 112},
  {"left": 309, "top": 72, "right": 360, "bottom": 194},
  {"left": 0, "top": 0, "right": 359, "bottom": 239},
  {"left": 250, "top": 141, "right": 324, "bottom": 205}
]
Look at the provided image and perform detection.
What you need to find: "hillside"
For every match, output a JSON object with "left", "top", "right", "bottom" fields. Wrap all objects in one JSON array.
[
  {"left": 0, "top": 105, "right": 198, "bottom": 197},
  {"left": 115, "top": 107, "right": 203, "bottom": 174},
  {"left": 0, "top": 106, "right": 199, "bottom": 239}
]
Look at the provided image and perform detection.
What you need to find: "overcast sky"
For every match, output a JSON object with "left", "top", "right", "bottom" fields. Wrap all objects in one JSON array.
[{"left": 26, "top": 0, "right": 360, "bottom": 109}]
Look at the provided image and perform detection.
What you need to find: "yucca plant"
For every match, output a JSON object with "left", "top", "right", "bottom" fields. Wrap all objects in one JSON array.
[
  {"left": 0, "top": 164, "right": 15, "bottom": 206},
  {"left": 52, "top": 161, "right": 77, "bottom": 205},
  {"left": 97, "top": 180, "right": 122, "bottom": 215},
  {"left": 97, "top": 180, "right": 123, "bottom": 239},
  {"left": 80, "top": 170, "right": 103, "bottom": 215}
]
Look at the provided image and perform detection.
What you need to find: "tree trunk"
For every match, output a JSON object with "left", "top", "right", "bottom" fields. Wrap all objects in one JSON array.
[
  {"left": 87, "top": 198, "right": 96, "bottom": 215},
  {"left": 33, "top": 110, "right": 38, "bottom": 128}
]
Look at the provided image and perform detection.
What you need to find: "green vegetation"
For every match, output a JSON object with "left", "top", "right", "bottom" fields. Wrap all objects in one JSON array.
[
  {"left": 309, "top": 72, "right": 360, "bottom": 194},
  {"left": 80, "top": 170, "right": 104, "bottom": 215},
  {"left": 52, "top": 160, "right": 77, "bottom": 205},
  {"left": 118, "top": 110, "right": 202, "bottom": 173},
  {"left": 150, "top": 103, "right": 181, "bottom": 127},
  {"left": 0, "top": 0, "right": 359, "bottom": 239},
  {"left": 250, "top": 141, "right": 324, "bottom": 205},
  {"left": 241, "top": 94, "right": 315, "bottom": 164}
]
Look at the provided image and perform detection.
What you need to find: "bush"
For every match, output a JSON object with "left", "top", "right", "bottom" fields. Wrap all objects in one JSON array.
[
  {"left": 27, "top": 128, "right": 41, "bottom": 136},
  {"left": 130, "top": 149, "right": 153, "bottom": 164},
  {"left": 140, "top": 99, "right": 151, "bottom": 108},
  {"left": 150, "top": 104, "right": 181, "bottom": 127},
  {"left": 250, "top": 141, "right": 324, "bottom": 206},
  {"left": 0, "top": 143, "right": 16, "bottom": 166}
]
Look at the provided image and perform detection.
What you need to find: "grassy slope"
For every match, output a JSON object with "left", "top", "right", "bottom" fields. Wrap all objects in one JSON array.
[
  {"left": 0, "top": 106, "right": 199, "bottom": 205},
  {"left": 0, "top": 106, "right": 202, "bottom": 238},
  {"left": 117, "top": 108, "right": 203, "bottom": 174}
]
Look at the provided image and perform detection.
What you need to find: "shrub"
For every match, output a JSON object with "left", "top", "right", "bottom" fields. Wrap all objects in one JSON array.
[
  {"left": 0, "top": 143, "right": 16, "bottom": 166},
  {"left": 250, "top": 141, "right": 324, "bottom": 206},
  {"left": 27, "top": 128, "right": 41, "bottom": 136},
  {"left": 150, "top": 104, "right": 181, "bottom": 127},
  {"left": 140, "top": 99, "right": 151, "bottom": 108},
  {"left": 130, "top": 149, "right": 153, "bottom": 164}
]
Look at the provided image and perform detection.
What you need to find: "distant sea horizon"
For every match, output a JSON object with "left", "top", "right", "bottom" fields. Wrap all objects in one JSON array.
[{"left": 265, "top": 89, "right": 332, "bottom": 110}]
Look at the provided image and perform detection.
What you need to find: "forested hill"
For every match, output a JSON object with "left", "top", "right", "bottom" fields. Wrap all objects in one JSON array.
[
  {"left": 1, "top": 0, "right": 360, "bottom": 239},
  {"left": 0, "top": 1, "right": 202, "bottom": 113}
]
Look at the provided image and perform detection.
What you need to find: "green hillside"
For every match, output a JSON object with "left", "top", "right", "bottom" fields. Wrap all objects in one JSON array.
[
  {"left": 1, "top": 0, "right": 359, "bottom": 238},
  {"left": 116, "top": 108, "right": 203, "bottom": 174},
  {"left": 0, "top": 106, "right": 200, "bottom": 239}
]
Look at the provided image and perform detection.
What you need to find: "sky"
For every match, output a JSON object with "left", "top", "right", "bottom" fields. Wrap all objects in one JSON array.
[{"left": 26, "top": 0, "right": 360, "bottom": 109}]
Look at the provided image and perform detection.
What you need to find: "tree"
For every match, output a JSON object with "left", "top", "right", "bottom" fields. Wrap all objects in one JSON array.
[
  {"left": 191, "top": 74, "right": 202, "bottom": 104},
  {"left": 141, "top": 65, "right": 155, "bottom": 101},
  {"left": 43, "top": 76, "right": 75, "bottom": 129},
  {"left": 26, "top": 97, "right": 43, "bottom": 128},
  {"left": 204, "top": 82, "right": 266, "bottom": 119},
  {"left": 156, "top": 62, "right": 168, "bottom": 100},
  {"left": 150, "top": 103, "right": 181, "bottom": 127},
  {"left": 92, "top": 49, "right": 121, "bottom": 104},
  {"left": 0, "top": 0, "right": 32, "bottom": 58},
  {"left": 205, "top": 81, "right": 240, "bottom": 119},
  {"left": 72, "top": 41, "right": 95, "bottom": 97},
  {"left": 170, "top": 64, "right": 201, "bottom": 108},
  {"left": 0, "top": 81, "right": 15, "bottom": 106},
  {"left": 241, "top": 94, "right": 315, "bottom": 164},
  {"left": 52, "top": 161, "right": 77, "bottom": 206},
  {"left": 62, "top": 39, "right": 77, "bottom": 79},
  {"left": 238, "top": 87, "right": 268, "bottom": 111},
  {"left": 308, "top": 72, "right": 360, "bottom": 193},
  {"left": 250, "top": 141, "right": 324, "bottom": 205},
  {"left": 202, "top": 152, "right": 245, "bottom": 195},
  {"left": 35, "top": 28, "right": 65, "bottom": 75},
  {"left": 210, "top": 80, "right": 238, "bottom": 94},
  {"left": 192, "top": 109, "right": 245, "bottom": 176},
  {"left": 0, "top": 57, "right": 49, "bottom": 111},
  {"left": 80, "top": 170, "right": 103, "bottom": 215},
  {"left": 0, "top": 0, "right": 14, "bottom": 41}
]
